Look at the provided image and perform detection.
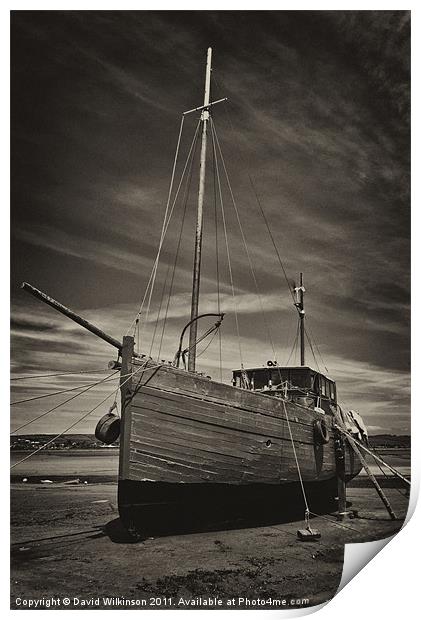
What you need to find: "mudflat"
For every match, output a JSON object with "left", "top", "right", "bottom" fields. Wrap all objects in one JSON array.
[{"left": 11, "top": 477, "right": 409, "bottom": 610}]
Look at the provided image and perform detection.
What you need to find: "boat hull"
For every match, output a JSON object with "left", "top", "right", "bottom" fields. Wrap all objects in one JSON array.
[{"left": 118, "top": 363, "right": 361, "bottom": 534}]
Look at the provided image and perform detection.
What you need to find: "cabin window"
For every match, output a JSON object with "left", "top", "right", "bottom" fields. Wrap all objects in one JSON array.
[
  {"left": 309, "top": 373, "right": 317, "bottom": 391},
  {"left": 320, "top": 378, "right": 327, "bottom": 397},
  {"left": 251, "top": 371, "right": 268, "bottom": 389},
  {"left": 270, "top": 369, "right": 285, "bottom": 385},
  {"left": 290, "top": 371, "right": 310, "bottom": 389}
]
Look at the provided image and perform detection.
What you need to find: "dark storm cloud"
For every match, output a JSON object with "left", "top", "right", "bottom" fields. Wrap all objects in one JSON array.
[{"left": 11, "top": 11, "right": 410, "bottom": 434}]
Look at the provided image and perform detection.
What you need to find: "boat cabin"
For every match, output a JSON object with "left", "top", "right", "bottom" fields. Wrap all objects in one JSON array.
[{"left": 231, "top": 365, "right": 337, "bottom": 414}]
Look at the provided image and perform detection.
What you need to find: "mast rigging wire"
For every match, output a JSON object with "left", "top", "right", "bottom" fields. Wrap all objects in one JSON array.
[
  {"left": 210, "top": 118, "right": 243, "bottom": 366},
  {"left": 212, "top": 73, "right": 296, "bottom": 306},
  {"left": 285, "top": 320, "right": 300, "bottom": 366},
  {"left": 10, "top": 371, "right": 135, "bottom": 434},
  {"left": 305, "top": 328, "right": 321, "bottom": 373},
  {"left": 11, "top": 369, "right": 110, "bottom": 381},
  {"left": 248, "top": 175, "right": 296, "bottom": 305},
  {"left": 142, "top": 119, "right": 201, "bottom": 334},
  {"left": 211, "top": 118, "right": 281, "bottom": 373},
  {"left": 196, "top": 325, "right": 221, "bottom": 359},
  {"left": 281, "top": 400, "right": 312, "bottom": 529},
  {"left": 148, "top": 261, "right": 171, "bottom": 359},
  {"left": 11, "top": 381, "right": 114, "bottom": 406},
  {"left": 10, "top": 362, "right": 161, "bottom": 469},
  {"left": 126, "top": 118, "right": 201, "bottom": 337},
  {"left": 210, "top": 76, "right": 330, "bottom": 375},
  {"left": 211, "top": 121, "right": 223, "bottom": 382},
  {"left": 154, "top": 122, "right": 201, "bottom": 360},
  {"left": 130, "top": 114, "right": 185, "bottom": 334},
  {"left": 306, "top": 319, "right": 329, "bottom": 374}
]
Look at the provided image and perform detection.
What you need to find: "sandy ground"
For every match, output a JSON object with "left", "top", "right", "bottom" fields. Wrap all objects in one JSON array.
[{"left": 10, "top": 479, "right": 409, "bottom": 610}]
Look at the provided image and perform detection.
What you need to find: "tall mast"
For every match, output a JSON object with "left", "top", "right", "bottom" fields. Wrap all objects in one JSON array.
[
  {"left": 188, "top": 47, "right": 212, "bottom": 372},
  {"left": 294, "top": 273, "right": 305, "bottom": 366}
]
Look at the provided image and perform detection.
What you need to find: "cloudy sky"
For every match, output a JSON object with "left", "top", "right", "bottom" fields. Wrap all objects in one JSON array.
[{"left": 11, "top": 10, "right": 410, "bottom": 436}]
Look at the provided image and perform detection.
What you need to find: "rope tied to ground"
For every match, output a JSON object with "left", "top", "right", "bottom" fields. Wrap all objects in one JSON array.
[{"left": 281, "top": 399, "right": 313, "bottom": 531}]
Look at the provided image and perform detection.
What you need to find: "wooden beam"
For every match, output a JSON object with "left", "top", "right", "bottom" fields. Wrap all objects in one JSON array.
[
  {"left": 119, "top": 336, "right": 134, "bottom": 480},
  {"left": 21, "top": 282, "right": 123, "bottom": 353}
]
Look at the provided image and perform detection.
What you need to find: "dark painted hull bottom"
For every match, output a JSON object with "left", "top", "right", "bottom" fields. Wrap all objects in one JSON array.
[{"left": 118, "top": 478, "right": 344, "bottom": 538}]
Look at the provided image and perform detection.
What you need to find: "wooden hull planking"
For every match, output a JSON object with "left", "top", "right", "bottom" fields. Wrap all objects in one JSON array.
[{"left": 118, "top": 363, "right": 361, "bottom": 487}]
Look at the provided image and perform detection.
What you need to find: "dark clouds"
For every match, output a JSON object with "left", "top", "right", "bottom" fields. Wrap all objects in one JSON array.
[{"left": 11, "top": 11, "right": 410, "bottom": 435}]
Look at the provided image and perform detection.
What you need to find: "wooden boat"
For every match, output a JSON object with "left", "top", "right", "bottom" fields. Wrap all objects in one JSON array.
[
  {"left": 117, "top": 355, "right": 363, "bottom": 535},
  {"left": 21, "top": 48, "right": 365, "bottom": 537}
]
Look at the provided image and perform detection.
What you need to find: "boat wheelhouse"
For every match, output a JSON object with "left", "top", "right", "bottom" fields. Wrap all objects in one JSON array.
[{"left": 232, "top": 365, "right": 337, "bottom": 413}]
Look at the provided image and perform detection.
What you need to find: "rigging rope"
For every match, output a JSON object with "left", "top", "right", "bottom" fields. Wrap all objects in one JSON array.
[
  {"left": 10, "top": 363, "right": 159, "bottom": 469},
  {"left": 306, "top": 319, "right": 329, "bottom": 374},
  {"left": 196, "top": 326, "right": 221, "bottom": 359},
  {"left": 248, "top": 175, "right": 296, "bottom": 305},
  {"left": 285, "top": 320, "right": 300, "bottom": 366},
  {"left": 176, "top": 320, "right": 223, "bottom": 369},
  {"left": 281, "top": 399, "right": 311, "bottom": 528},
  {"left": 305, "top": 328, "right": 321, "bottom": 373},
  {"left": 212, "top": 130, "right": 223, "bottom": 382},
  {"left": 210, "top": 85, "right": 332, "bottom": 376},
  {"left": 11, "top": 369, "right": 136, "bottom": 406},
  {"left": 10, "top": 371, "right": 135, "bottom": 434},
  {"left": 148, "top": 261, "right": 171, "bottom": 359},
  {"left": 309, "top": 511, "right": 362, "bottom": 534},
  {"left": 210, "top": 119, "right": 243, "bottom": 366},
  {"left": 10, "top": 369, "right": 110, "bottom": 381},
  {"left": 10, "top": 380, "right": 114, "bottom": 406},
  {"left": 142, "top": 118, "right": 200, "bottom": 334},
  {"left": 209, "top": 80, "right": 335, "bottom": 379},
  {"left": 126, "top": 117, "right": 200, "bottom": 337},
  {"left": 138, "top": 114, "right": 185, "bottom": 331},
  {"left": 211, "top": 118, "right": 280, "bottom": 372},
  {"left": 212, "top": 74, "right": 296, "bottom": 309},
  {"left": 155, "top": 121, "right": 200, "bottom": 361}
]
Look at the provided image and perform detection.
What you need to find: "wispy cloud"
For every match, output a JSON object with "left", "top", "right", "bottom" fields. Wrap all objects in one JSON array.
[{"left": 11, "top": 11, "right": 409, "bottom": 435}]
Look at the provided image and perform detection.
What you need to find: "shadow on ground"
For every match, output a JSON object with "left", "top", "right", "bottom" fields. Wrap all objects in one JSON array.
[{"left": 108, "top": 482, "right": 342, "bottom": 542}]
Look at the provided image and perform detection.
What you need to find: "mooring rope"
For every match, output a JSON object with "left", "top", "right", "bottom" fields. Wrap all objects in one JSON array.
[
  {"left": 10, "top": 371, "right": 138, "bottom": 434},
  {"left": 281, "top": 399, "right": 311, "bottom": 528},
  {"left": 10, "top": 369, "right": 110, "bottom": 381},
  {"left": 10, "top": 363, "right": 158, "bottom": 469},
  {"left": 309, "top": 511, "right": 363, "bottom": 534},
  {"left": 11, "top": 378, "right": 116, "bottom": 406}
]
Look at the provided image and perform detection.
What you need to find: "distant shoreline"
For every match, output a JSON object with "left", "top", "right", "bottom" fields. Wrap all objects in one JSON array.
[
  {"left": 10, "top": 448, "right": 119, "bottom": 454},
  {"left": 10, "top": 433, "right": 411, "bottom": 452}
]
